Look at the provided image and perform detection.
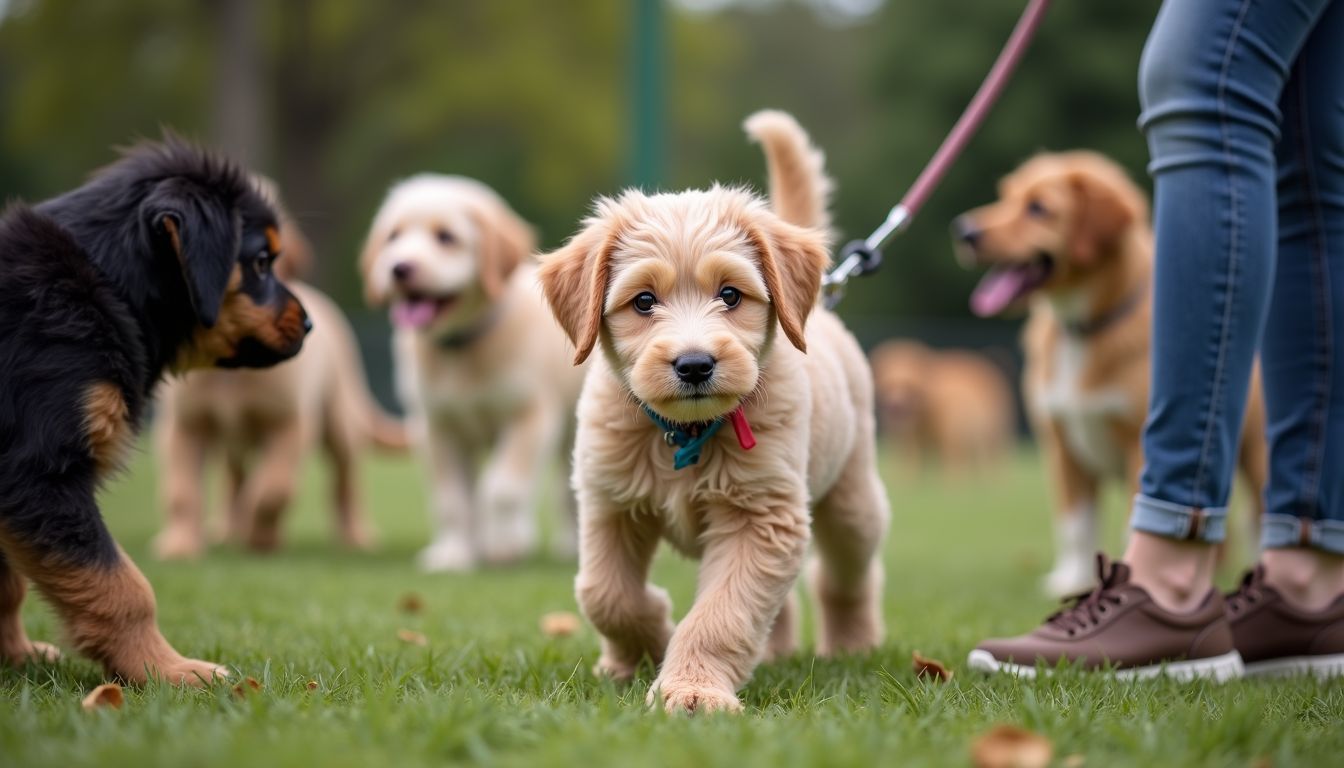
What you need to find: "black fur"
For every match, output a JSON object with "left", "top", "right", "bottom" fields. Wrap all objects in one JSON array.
[{"left": 0, "top": 138, "right": 292, "bottom": 568}]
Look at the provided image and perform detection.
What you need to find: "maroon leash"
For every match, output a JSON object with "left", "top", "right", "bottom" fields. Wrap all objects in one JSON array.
[{"left": 822, "top": 0, "right": 1054, "bottom": 308}]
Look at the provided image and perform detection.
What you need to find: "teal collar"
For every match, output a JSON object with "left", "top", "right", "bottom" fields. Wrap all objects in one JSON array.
[
  {"left": 642, "top": 406, "right": 725, "bottom": 470},
  {"left": 641, "top": 404, "right": 757, "bottom": 470}
]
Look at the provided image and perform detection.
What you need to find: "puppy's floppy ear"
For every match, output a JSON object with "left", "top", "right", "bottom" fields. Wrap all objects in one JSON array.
[
  {"left": 745, "top": 216, "right": 830, "bottom": 352},
  {"left": 358, "top": 216, "right": 390, "bottom": 307},
  {"left": 1067, "top": 167, "right": 1143, "bottom": 264},
  {"left": 537, "top": 215, "right": 615, "bottom": 365},
  {"left": 472, "top": 198, "right": 536, "bottom": 300},
  {"left": 142, "top": 178, "right": 238, "bottom": 328}
]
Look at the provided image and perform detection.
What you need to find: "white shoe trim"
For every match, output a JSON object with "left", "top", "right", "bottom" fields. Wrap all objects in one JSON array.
[
  {"left": 967, "top": 649, "right": 1244, "bottom": 682},
  {"left": 1243, "top": 653, "right": 1344, "bottom": 680}
]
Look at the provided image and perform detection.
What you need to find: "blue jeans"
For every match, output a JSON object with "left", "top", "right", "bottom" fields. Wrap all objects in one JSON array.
[{"left": 1133, "top": 0, "right": 1344, "bottom": 555}]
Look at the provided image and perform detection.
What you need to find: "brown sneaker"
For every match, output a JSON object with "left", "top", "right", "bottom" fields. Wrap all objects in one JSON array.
[
  {"left": 968, "top": 554, "right": 1244, "bottom": 680},
  {"left": 1226, "top": 565, "right": 1344, "bottom": 679}
]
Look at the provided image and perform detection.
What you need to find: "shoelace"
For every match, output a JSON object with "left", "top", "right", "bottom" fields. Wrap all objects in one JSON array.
[
  {"left": 1225, "top": 564, "right": 1266, "bottom": 615},
  {"left": 1046, "top": 553, "right": 1128, "bottom": 634}
]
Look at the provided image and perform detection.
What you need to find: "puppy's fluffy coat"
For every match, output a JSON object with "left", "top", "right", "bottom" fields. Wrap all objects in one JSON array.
[{"left": 539, "top": 111, "right": 888, "bottom": 713}]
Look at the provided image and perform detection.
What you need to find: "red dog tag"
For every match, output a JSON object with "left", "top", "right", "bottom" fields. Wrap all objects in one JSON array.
[{"left": 728, "top": 407, "right": 756, "bottom": 451}]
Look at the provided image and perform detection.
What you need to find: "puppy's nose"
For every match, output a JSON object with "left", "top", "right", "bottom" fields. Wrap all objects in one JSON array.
[
  {"left": 952, "top": 216, "right": 981, "bottom": 247},
  {"left": 673, "top": 352, "right": 716, "bottom": 385},
  {"left": 391, "top": 262, "right": 415, "bottom": 283}
]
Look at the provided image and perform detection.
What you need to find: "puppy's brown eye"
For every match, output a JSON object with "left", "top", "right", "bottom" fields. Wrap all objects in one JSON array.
[
  {"left": 254, "top": 251, "right": 273, "bottom": 279},
  {"left": 436, "top": 228, "right": 455, "bottom": 245},
  {"left": 388, "top": 228, "right": 401, "bottom": 242},
  {"left": 719, "top": 286, "right": 741, "bottom": 308},
  {"left": 633, "top": 292, "right": 657, "bottom": 314},
  {"left": 1026, "top": 199, "right": 1050, "bottom": 218}
]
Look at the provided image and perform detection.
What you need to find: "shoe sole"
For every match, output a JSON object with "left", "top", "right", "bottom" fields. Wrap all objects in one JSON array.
[
  {"left": 1243, "top": 654, "right": 1344, "bottom": 680},
  {"left": 966, "top": 649, "right": 1245, "bottom": 681}
]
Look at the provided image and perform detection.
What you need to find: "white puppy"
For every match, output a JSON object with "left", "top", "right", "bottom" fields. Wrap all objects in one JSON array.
[{"left": 361, "top": 175, "right": 585, "bottom": 571}]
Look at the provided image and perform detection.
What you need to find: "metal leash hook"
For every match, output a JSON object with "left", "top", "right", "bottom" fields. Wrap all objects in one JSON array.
[
  {"left": 818, "top": 0, "right": 1052, "bottom": 309},
  {"left": 821, "top": 204, "right": 909, "bottom": 309}
]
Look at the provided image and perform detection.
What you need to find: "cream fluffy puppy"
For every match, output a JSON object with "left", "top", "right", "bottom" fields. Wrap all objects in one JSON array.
[
  {"left": 361, "top": 175, "right": 585, "bottom": 571},
  {"left": 538, "top": 111, "right": 889, "bottom": 714}
]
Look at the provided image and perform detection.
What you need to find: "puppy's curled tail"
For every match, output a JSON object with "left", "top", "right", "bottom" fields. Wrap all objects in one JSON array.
[{"left": 743, "top": 110, "right": 834, "bottom": 232}]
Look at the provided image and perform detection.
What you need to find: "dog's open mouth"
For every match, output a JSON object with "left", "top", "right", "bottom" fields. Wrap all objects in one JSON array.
[
  {"left": 390, "top": 292, "right": 458, "bottom": 330},
  {"left": 969, "top": 253, "right": 1054, "bottom": 317}
]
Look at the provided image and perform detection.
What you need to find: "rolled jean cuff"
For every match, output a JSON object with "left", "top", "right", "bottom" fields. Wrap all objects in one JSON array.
[
  {"left": 1130, "top": 494, "right": 1227, "bottom": 543},
  {"left": 1261, "top": 514, "right": 1344, "bottom": 555}
]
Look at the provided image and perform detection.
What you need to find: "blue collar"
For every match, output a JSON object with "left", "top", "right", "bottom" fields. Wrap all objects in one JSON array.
[{"left": 642, "top": 406, "right": 725, "bottom": 470}]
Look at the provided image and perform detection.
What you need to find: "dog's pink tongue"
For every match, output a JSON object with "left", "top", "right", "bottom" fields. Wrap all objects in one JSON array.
[
  {"left": 970, "top": 268, "right": 1029, "bottom": 317},
  {"left": 391, "top": 300, "right": 439, "bottom": 329}
]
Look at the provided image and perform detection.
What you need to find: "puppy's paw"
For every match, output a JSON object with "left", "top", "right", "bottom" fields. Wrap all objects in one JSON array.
[
  {"left": 478, "top": 489, "right": 536, "bottom": 565},
  {"left": 2, "top": 639, "right": 61, "bottom": 667},
  {"left": 593, "top": 654, "right": 639, "bottom": 682},
  {"left": 157, "top": 658, "right": 232, "bottom": 687},
  {"left": 339, "top": 522, "right": 377, "bottom": 552},
  {"left": 114, "top": 656, "right": 231, "bottom": 687},
  {"left": 647, "top": 675, "right": 742, "bottom": 715},
  {"left": 417, "top": 537, "right": 476, "bottom": 573},
  {"left": 153, "top": 525, "right": 204, "bottom": 561},
  {"left": 478, "top": 520, "right": 535, "bottom": 566}
]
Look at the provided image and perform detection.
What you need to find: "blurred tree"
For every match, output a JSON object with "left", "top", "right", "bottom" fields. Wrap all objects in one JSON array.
[{"left": 0, "top": 0, "right": 1159, "bottom": 331}]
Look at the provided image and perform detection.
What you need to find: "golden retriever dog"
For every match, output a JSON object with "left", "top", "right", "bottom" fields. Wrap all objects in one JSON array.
[
  {"left": 953, "top": 151, "right": 1267, "bottom": 596},
  {"left": 154, "top": 184, "right": 407, "bottom": 558},
  {"left": 870, "top": 339, "right": 1015, "bottom": 473},
  {"left": 537, "top": 110, "right": 889, "bottom": 714},
  {"left": 360, "top": 175, "right": 585, "bottom": 571}
]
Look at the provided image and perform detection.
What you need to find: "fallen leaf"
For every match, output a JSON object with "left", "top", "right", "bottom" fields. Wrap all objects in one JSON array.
[
  {"left": 397, "top": 592, "right": 424, "bottom": 614},
  {"left": 81, "top": 683, "right": 124, "bottom": 711},
  {"left": 540, "top": 611, "right": 582, "bottom": 638},
  {"left": 231, "top": 677, "right": 262, "bottom": 698},
  {"left": 1250, "top": 758, "right": 1273, "bottom": 768},
  {"left": 971, "top": 724, "right": 1054, "bottom": 768},
  {"left": 912, "top": 650, "right": 953, "bottom": 682},
  {"left": 397, "top": 628, "right": 428, "bottom": 646},
  {"left": 306, "top": 680, "right": 319, "bottom": 691},
  {"left": 1063, "top": 755, "right": 1086, "bottom": 768}
]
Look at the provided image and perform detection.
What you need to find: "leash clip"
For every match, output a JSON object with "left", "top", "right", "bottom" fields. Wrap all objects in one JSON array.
[{"left": 821, "top": 204, "right": 908, "bottom": 309}]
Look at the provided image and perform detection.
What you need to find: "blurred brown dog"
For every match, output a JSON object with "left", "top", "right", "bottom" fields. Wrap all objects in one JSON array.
[
  {"left": 870, "top": 339, "right": 1014, "bottom": 473},
  {"left": 154, "top": 182, "right": 407, "bottom": 558},
  {"left": 953, "top": 151, "right": 1267, "bottom": 596}
]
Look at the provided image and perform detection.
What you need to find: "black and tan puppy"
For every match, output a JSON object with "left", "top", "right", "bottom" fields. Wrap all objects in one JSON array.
[{"left": 0, "top": 139, "right": 309, "bottom": 685}]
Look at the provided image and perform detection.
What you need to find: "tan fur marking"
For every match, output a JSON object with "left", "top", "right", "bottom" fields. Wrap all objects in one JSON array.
[
  {"left": 83, "top": 383, "right": 131, "bottom": 476},
  {"left": 161, "top": 215, "right": 182, "bottom": 255},
  {"left": 0, "top": 531, "right": 227, "bottom": 685},
  {"left": 173, "top": 265, "right": 305, "bottom": 371}
]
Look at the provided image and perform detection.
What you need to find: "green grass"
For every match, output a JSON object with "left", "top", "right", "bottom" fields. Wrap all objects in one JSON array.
[{"left": 2, "top": 447, "right": 1341, "bottom": 767}]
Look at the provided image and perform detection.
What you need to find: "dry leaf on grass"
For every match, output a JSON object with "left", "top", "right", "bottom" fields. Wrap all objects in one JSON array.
[
  {"left": 912, "top": 650, "right": 953, "bottom": 682},
  {"left": 1062, "top": 755, "right": 1086, "bottom": 768},
  {"left": 397, "top": 592, "right": 425, "bottom": 614},
  {"left": 397, "top": 628, "right": 429, "bottom": 646},
  {"left": 306, "top": 680, "right": 320, "bottom": 691},
  {"left": 971, "top": 724, "right": 1054, "bottom": 768},
  {"left": 81, "top": 683, "right": 124, "bottom": 711},
  {"left": 231, "top": 677, "right": 263, "bottom": 698},
  {"left": 540, "top": 611, "right": 581, "bottom": 638}
]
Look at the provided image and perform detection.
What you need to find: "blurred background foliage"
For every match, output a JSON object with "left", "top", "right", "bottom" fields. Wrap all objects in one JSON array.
[{"left": 0, "top": 0, "right": 1159, "bottom": 366}]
